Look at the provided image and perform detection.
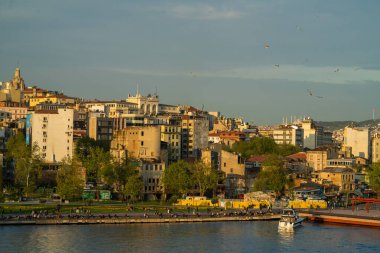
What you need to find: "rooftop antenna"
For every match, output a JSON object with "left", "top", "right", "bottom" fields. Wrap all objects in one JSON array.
[
  {"left": 137, "top": 84, "right": 140, "bottom": 96},
  {"left": 155, "top": 86, "right": 158, "bottom": 96}
]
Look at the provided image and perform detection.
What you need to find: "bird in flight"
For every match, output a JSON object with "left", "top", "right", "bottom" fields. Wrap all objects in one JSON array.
[
  {"left": 274, "top": 64, "right": 280, "bottom": 68},
  {"left": 307, "top": 89, "right": 323, "bottom": 99},
  {"left": 264, "top": 42, "right": 270, "bottom": 49},
  {"left": 334, "top": 68, "right": 340, "bottom": 72}
]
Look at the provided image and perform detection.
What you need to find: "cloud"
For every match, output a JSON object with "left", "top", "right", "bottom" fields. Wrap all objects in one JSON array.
[
  {"left": 164, "top": 4, "right": 242, "bottom": 20},
  {"left": 105, "top": 64, "right": 380, "bottom": 85}
]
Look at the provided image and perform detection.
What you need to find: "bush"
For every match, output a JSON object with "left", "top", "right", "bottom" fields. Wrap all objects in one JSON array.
[
  {"left": 167, "top": 195, "right": 179, "bottom": 205},
  {"left": 211, "top": 197, "right": 219, "bottom": 205}
]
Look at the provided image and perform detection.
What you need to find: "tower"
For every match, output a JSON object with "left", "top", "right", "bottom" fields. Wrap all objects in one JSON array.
[{"left": 12, "top": 67, "right": 25, "bottom": 90}]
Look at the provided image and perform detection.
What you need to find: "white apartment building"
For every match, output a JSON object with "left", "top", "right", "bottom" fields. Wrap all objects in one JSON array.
[
  {"left": 343, "top": 126, "right": 370, "bottom": 159},
  {"left": 31, "top": 108, "right": 73, "bottom": 163},
  {"left": 299, "top": 118, "right": 323, "bottom": 149}
]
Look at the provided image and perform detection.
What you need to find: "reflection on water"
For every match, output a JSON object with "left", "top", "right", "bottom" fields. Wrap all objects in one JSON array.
[
  {"left": 278, "top": 226, "right": 295, "bottom": 246},
  {"left": 1, "top": 222, "right": 380, "bottom": 253}
]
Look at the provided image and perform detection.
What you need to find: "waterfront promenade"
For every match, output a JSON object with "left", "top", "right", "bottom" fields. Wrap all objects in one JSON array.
[{"left": 0, "top": 210, "right": 281, "bottom": 225}]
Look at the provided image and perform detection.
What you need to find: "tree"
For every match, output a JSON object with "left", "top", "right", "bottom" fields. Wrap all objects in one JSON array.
[
  {"left": 368, "top": 163, "right": 380, "bottom": 193},
  {"left": 75, "top": 136, "right": 110, "bottom": 162},
  {"left": 102, "top": 158, "right": 138, "bottom": 193},
  {"left": 124, "top": 174, "right": 143, "bottom": 203},
  {"left": 83, "top": 147, "right": 112, "bottom": 183},
  {"left": 230, "top": 137, "right": 301, "bottom": 159},
  {"left": 253, "top": 164, "right": 288, "bottom": 196},
  {"left": 190, "top": 161, "right": 218, "bottom": 196},
  {"left": 56, "top": 158, "right": 84, "bottom": 200},
  {"left": 162, "top": 160, "right": 192, "bottom": 197},
  {"left": 7, "top": 133, "right": 43, "bottom": 196}
]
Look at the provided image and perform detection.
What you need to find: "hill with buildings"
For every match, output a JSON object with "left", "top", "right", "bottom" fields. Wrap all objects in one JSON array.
[{"left": 316, "top": 119, "right": 380, "bottom": 131}]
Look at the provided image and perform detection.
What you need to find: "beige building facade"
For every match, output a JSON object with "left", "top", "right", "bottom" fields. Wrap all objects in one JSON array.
[
  {"left": 313, "top": 167, "right": 355, "bottom": 192},
  {"left": 306, "top": 147, "right": 337, "bottom": 171},
  {"left": 31, "top": 108, "right": 74, "bottom": 163},
  {"left": 372, "top": 132, "right": 380, "bottom": 163},
  {"left": 344, "top": 126, "right": 370, "bottom": 159},
  {"left": 111, "top": 126, "right": 161, "bottom": 161},
  {"left": 160, "top": 125, "right": 181, "bottom": 164}
]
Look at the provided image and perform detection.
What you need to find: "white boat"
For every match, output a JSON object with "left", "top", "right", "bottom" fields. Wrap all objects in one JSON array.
[{"left": 278, "top": 209, "right": 304, "bottom": 229}]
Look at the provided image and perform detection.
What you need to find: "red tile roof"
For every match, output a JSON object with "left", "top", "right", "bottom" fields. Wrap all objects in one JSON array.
[
  {"left": 287, "top": 152, "right": 307, "bottom": 160},
  {"left": 246, "top": 155, "right": 268, "bottom": 163}
]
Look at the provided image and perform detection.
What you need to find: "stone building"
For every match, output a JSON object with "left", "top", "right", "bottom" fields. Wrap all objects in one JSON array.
[{"left": 111, "top": 126, "right": 161, "bottom": 161}]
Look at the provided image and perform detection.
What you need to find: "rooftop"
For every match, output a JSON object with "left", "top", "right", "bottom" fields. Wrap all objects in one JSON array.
[{"left": 321, "top": 167, "right": 354, "bottom": 173}]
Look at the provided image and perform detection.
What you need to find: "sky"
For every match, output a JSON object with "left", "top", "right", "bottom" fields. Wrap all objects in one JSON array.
[{"left": 1, "top": 0, "right": 380, "bottom": 124}]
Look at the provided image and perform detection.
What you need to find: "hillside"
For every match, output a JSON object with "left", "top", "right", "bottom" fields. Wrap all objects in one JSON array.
[{"left": 316, "top": 119, "right": 380, "bottom": 131}]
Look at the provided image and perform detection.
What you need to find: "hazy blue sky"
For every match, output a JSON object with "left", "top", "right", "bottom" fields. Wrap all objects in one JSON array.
[{"left": 1, "top": 0, "right": 380, "bottom": 124}]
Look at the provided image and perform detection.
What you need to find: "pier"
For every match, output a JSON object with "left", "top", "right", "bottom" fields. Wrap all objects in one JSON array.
[{"left": 299, "top": 209, "right": 380, "bottom": 227}]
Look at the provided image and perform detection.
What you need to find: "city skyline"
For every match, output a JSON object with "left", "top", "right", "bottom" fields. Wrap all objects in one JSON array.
[{"left": 1, "top": 0, "right": 380, "bottom": 124}]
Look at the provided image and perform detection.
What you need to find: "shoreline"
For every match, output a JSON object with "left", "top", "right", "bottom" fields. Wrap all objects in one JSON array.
[{"left": 0, "top": 214, "right": 281, "bottom": 226}]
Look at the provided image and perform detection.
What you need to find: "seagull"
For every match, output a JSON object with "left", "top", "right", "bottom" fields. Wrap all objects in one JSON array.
[
  {"left": 307, "top": 89, "right": 324, "bottom": 99},
  {"left": 264, "top": 42, "right": 270, "bottom": 49},
  {"left": 274, "top": 64, "right": 280, "bottom": 68},
  {"left": 334, "top": 68, "right": 340, "bottom": 72}
]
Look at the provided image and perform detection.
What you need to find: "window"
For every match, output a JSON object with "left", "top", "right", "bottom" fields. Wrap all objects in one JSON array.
[
  {"left": 224, "top": 162, "right": 226, "bottom": 167},
  {"left": 141, "top": 141, "right": 144, "bottom": 146},
  {"left": 141, "top": 131, "right": 144, "bottom": 136}
]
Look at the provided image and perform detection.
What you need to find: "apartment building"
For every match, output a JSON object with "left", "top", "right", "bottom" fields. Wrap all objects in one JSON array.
[
  {"left": 31, "top": 108, "right": 73, "bottom": 163},
  {"left": 343, "top": 126, "right": 371, "bottom": 159}
]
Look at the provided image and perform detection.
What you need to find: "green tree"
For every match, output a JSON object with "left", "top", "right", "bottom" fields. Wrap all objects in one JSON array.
[
  {"left": 162, "top": 160, "right": 192, "bottom": 197},
  {"left": 75, "top": 137, "right": 110, "bottom": 162},
  {"left": 253, "top": 165, "right": 288, "bottom": 196},
  {"left": 368, "top": 163, "right": 380, "bottom": 193},
  {"left": 230, "top": 137, "right": 301, "bottom": 159},
  {"left": 102, "top": 158, "right": 138, "bottom": 192},
  {"left": 56, "top": 157, "right": 84, "bottom": 200},
  {"left": 7, "top": 133, "right": 43, "bottom": 197},
  {"left": 124, "top": 174, "right": 143, "bottom": 203},
  {"left": 190, "top": 161, "right": 218, "bottom": 196},
  {"left": 84, "top": 147, "right": 112, "bottom": 183},
  {"left": 276, "top": 144, "right": 301, "bottom": 156}
]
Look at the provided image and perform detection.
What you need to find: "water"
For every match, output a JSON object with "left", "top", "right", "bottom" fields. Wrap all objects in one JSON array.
[{"left": 1, "top": 221, "right": 379, "bottom": 253}]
